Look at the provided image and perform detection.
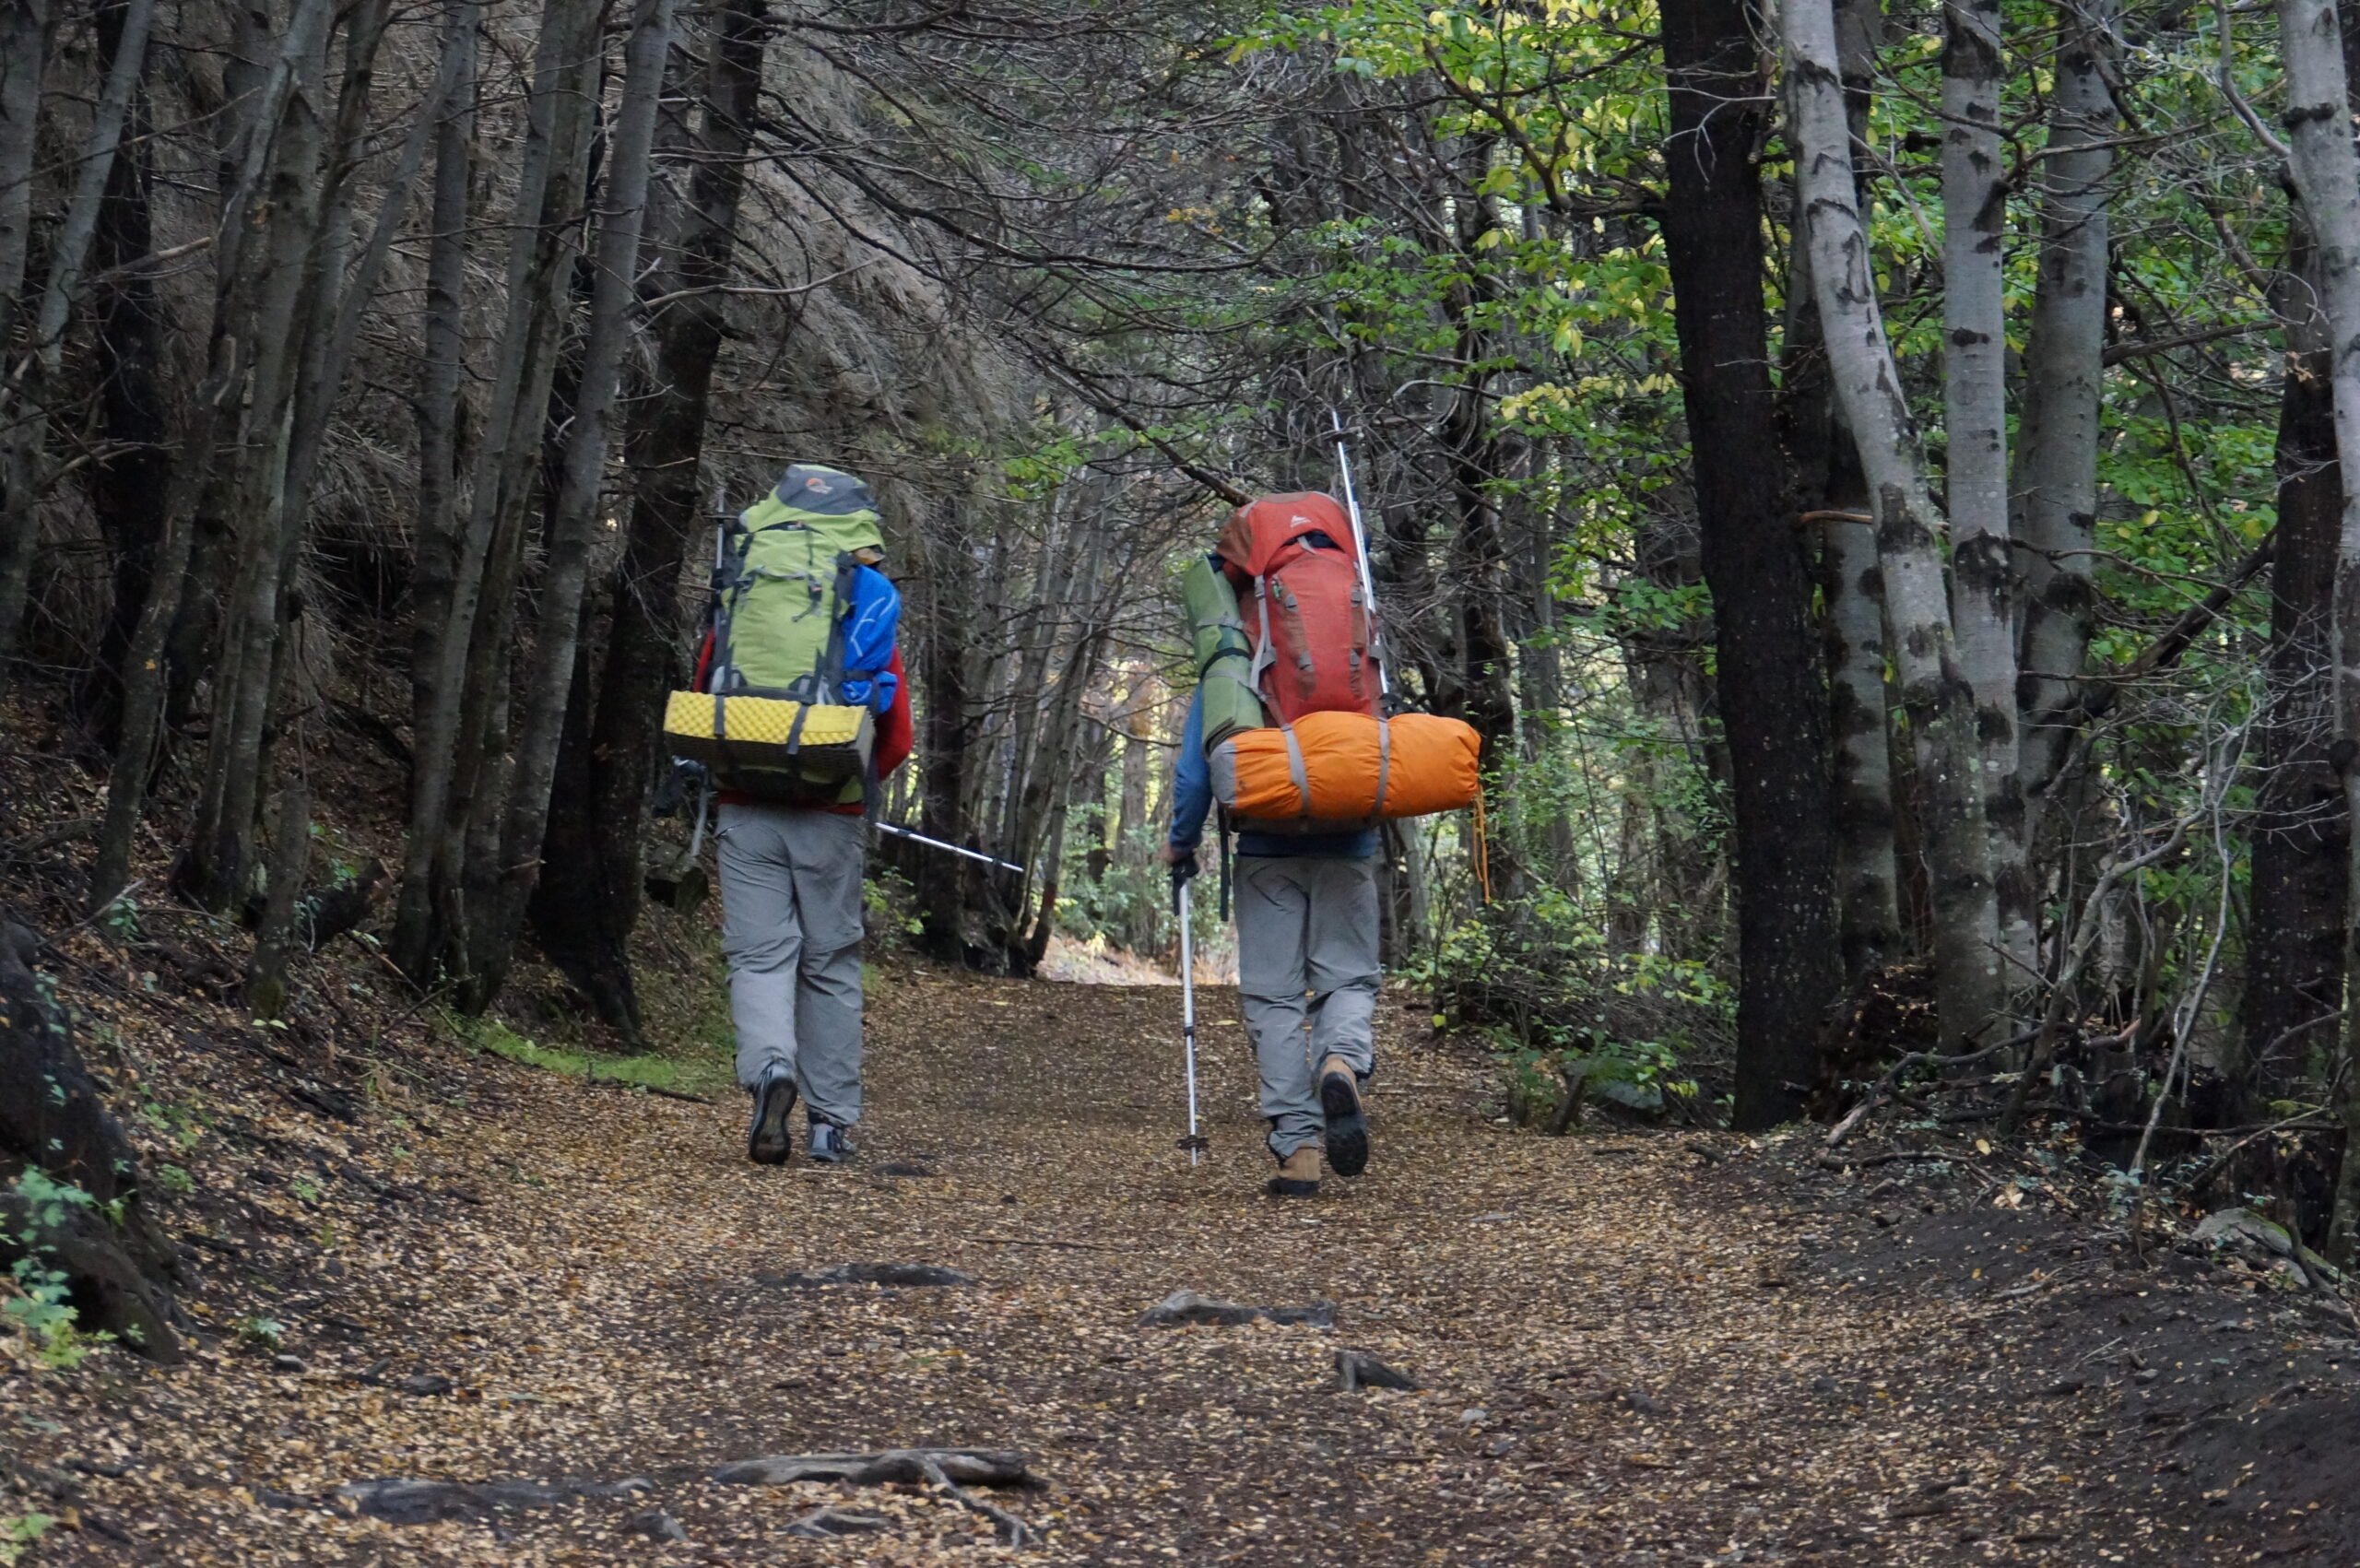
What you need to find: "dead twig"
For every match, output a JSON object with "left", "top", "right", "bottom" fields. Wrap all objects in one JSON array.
[
  {"left": 1825, "top": 1028, "right": 2037, "bottom": 1150},
  {"left": 2177, "top": 1109, "right": 2336, "bottom": 1195}
]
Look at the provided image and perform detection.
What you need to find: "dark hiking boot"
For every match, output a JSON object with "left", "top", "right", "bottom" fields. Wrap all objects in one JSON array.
[
  {"left": 807, "top": 1119, "right": 856, "bottom": 1165},
  {"left": 747, "top": 1070, "right": 797, "bottom": 1165},
  {"left": 1267, "top": 1145, "right": 1320, "bottom": 1198},
  {"left": 1318, "top": 1055, "right": 1369, "bottom": 1177}
]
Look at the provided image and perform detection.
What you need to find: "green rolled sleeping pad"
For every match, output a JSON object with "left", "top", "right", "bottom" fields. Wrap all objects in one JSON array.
[{"left": 1183, "top": 555, "right": 1268, "bottom": 751}]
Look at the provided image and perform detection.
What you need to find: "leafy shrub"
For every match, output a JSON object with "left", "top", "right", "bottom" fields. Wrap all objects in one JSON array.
[
  {"left": 1411, "top": 887, "right": 1725, "bottom": 1126},
  {"left": 2, "top": 1170, "right": 112, "bottom": 1370},
  {"left": 0, "top": 1513, "right": 53, "bottom": 1565}
]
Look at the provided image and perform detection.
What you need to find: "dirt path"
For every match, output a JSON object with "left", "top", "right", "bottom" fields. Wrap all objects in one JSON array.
[{"left": 6, "top": 963, "right": 2348, "bottom": 1565}]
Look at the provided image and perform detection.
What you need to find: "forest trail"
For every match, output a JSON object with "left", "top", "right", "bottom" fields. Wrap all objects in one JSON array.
[{"left": 8, "top": 964, "right": 2342, "bottom": 1567}]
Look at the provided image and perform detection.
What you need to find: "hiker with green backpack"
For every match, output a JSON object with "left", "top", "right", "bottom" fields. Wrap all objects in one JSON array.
[{"left": 676, "top": 465, "right": 912, "bottom": 1166}]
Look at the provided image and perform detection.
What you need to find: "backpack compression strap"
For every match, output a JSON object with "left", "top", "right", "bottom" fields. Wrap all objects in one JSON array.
[{"left": 820, "top": 551, "right": 858, "bottom": 700}]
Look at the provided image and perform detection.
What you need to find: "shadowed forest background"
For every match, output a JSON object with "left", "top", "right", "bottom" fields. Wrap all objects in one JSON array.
[{"left": 9, "top": 0, "right": 2360, "bottom": 1333}]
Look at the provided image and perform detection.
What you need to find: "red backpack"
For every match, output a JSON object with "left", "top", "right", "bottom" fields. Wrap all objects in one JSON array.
[{"left": 1216, "top": 492, "right": 1379, "bottom": 725}]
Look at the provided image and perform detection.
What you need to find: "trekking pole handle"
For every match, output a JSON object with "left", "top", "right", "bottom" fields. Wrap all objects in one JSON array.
[{"left": 1329, "top": 411, "right": 1389, "bottom": 700}]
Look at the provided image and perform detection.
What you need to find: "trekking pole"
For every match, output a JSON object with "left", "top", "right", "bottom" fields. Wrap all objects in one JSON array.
[
  {"left": 1175, "top": 874, "right": 1204, "bottom": 1165},
  {"left": 1330, "top": 410, "right": 1390, "bottom": 701},
  {"left": 873, "top": 820, "right": 1024, "bottom": 876}
]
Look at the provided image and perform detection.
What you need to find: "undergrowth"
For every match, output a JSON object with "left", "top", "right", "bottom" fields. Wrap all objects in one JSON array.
[
  {"left": 2, "top": 1171, "right": 112, "bottom": 1371},
  {"left": 0, "top": 1514, "right": 52, "bottom": 1565},
  {"left": 442, "top": 1012, "right": 736, "bottom": 1100}
]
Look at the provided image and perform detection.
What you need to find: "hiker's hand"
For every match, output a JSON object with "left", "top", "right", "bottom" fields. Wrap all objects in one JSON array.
[
  {"left": 1163, "top": 843, "right": 1198, "bottom": 898},
  {"left": 1158, "top": 842, "right": 1191, "bottom": 868}
]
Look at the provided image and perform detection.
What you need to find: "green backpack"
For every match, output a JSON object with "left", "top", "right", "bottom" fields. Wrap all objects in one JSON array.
[
  {"left": 711, "top": 464, "right": 887, "bottom": 699},
  {"left": 689, "top": 464, "right": 886, "bottom": 805}
]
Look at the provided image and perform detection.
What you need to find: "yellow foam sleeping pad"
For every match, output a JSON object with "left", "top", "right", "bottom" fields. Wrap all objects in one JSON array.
[{"left": 662, "top": 690, "right": 874, "bottom": 796}]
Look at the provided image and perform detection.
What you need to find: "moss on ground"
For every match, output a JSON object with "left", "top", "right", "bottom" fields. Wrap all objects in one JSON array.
[{"left": 445, "top": 1012, "right": 736, "bottom": 1100}]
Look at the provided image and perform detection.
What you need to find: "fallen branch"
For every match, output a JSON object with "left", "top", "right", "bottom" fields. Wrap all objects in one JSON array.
[
  {"left": 1819, "top": 1149, "right": 1964, "bottom": 1171},
  {"left": 917, "top": 1451, "right": 1038, "bottom": 1547},
  {"left": 710, "top": 1448, "right": 1031, "bottom": 1489}
]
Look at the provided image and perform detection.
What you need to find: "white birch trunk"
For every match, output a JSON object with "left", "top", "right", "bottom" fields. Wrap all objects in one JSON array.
[
  {"left": 1941, "top": 0, "right": 2024, "bottom": 979},
  {"left": 2011, "top": 0, "right": 2118, "bottom": 961},
  {"left": 1788, "top": 0, "right": 2003, "bottom": 1049},
  {"left": 2277, "top": 0, "right": 2360, "bottom": 1262}
]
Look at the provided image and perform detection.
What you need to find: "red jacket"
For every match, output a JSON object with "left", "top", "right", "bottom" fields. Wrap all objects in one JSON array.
[{"left": 699, "top": 637, "right": 914, "bottom": 813}]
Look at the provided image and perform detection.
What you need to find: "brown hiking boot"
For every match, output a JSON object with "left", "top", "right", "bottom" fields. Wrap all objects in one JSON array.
[
  {"left": 1317, "top": 1055, "right": 1369, "bottom": 1177},
  {"left": 1266, "top": 1145, "right": 1320, "bottom": 1198}
]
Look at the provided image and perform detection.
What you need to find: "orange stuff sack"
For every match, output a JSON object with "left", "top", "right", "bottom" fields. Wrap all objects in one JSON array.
[{"left": 1210, "top": 710, "right": 1481, "bottom": 829}]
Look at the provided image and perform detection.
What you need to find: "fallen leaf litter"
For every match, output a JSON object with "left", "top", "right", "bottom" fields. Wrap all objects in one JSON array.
[{"left": 2, "top": 957, "right": 2350, "bottom": 1564}]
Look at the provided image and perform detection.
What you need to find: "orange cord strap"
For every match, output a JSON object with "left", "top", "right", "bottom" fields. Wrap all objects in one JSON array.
[{"left": 1471, "top": 788, "right": 1492, "bottom": 905}]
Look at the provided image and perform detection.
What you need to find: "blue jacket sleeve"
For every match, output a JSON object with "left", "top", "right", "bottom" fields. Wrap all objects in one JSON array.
[
  {"left": 839, "top": 566, "right": 900, "bottom": 713},
  {"left": 1169, "top": 686, "right": 1211, "bottom": 854}
]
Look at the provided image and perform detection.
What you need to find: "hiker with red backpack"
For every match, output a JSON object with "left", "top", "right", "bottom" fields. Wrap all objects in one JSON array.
[
  {"left": 1165, "top": 491, "right": 1383, "bottom": 1197},
  {"left": 1164, "top": 462, "right": 1482, "bottom": 1197},
  {"left": 673, "top": 464, "right": 912, "bottom": 1167}
]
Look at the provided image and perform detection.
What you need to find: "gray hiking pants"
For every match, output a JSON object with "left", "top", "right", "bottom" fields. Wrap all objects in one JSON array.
[
  {"left": 1234, "top": 854, "right": 1379, "bottom": 1159},
  {"left": 717, "top": 803, "right": 866, "bottom": 1125}
]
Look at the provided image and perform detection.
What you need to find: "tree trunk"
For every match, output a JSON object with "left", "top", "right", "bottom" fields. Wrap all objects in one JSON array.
[
  {"left": 915, "top": 485, "right": 981, "bottom": 963},
  {"left": 2275, "top": 0, "right": 2360, "bottom": 1261},
  {"left": 179, "top": 0, "right": 335, "bottom": 911},
  {"left": 1443, "top": 136, "right": 1518, "bottom": 767},
  {"left": 277, "top": 0, "right": 451, "bottom": 540},
  {"left": 245, "top": 773, "right": 312, "bottom": 1020},
  {"left": 529, "top": 595, "right": 622, "bottom": 1018},
  {"left": 81, "top": 18, "right": 171, "bottom": 743},
  {"left": 1941, "top": 0, "right": 2025, "bottom": 979},
  {"left": 2012, "top": 0, "right": 2119, "bottom": 937},
  {"left": 88, "top": 1, "right": 311, "bottom": 908},
  {"left": 444, "top": 12, "right": 603, "bottom": 1002},
  {"left": 1787, "top": 0, "right": 2003, "bottom": 1052},
  {"left": 2239, "top": 262, "right": 2347, "bottom": 1119},
  {"left": 391, "top": 0, "right": 597, "bottom": 982},
  {"left": 0, "top": 0, "right": 51, "bottom": 348},
  {"left": 1779, "top": 0, "right": 1897, "bottom": 982},
  {"left": 1659, "top": 0, "right": 1842, "bottom": 1127},
  {"left": 406, "top": 0, "right": 477, "bottom": 819},
  {"left": 533, "top": 0, "right": 765, "bottom": 1028},
  {"left": 0, "top": 0, "right": 155, "bottom": 678},
  {"left": 473, "top": 0, "right": 677, "bottom": 1008}
]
